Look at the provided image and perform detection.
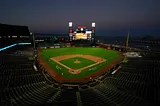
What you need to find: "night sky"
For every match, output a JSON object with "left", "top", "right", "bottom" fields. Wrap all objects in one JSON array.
[{"left": 0, "top": 0, "right": 160, "bottom": 36}]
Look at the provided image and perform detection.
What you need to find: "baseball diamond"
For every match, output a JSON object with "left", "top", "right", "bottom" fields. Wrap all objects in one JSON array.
[
  {"left": 38, "top": 47, "right": 124, "bottom": 82},
  {"left": 50, "top": 54, "right": 106, "bottom": 74}
]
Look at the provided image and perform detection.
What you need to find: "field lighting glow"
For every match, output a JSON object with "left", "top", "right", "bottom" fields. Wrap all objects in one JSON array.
[
  {"left": 92, "top": 23, "right": 95, "bottom": 27},
  {"left": 69, "top": 22, "right": 72, "bottom": 27}
]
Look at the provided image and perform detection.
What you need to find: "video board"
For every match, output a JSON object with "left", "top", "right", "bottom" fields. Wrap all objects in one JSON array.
[{"left": 75, "top": 33, "right": 87, "bottom": 39}]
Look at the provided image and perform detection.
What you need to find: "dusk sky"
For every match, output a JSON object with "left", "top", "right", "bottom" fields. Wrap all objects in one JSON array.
[{"left": 0, "top": 0, "right": 160, "bottom": 36}]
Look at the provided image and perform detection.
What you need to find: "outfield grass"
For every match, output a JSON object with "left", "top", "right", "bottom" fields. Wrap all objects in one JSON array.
[{"left": 41, "top": 47, "right": 120, "bottom": 79}]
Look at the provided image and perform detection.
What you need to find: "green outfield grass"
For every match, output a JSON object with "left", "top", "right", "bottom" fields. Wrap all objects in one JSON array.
[
  {"left": 41, "top": 47, "right": 120, "bottom": 79},
  {"left": 60, "top": 57, "right": 95, "bottom": 69}
]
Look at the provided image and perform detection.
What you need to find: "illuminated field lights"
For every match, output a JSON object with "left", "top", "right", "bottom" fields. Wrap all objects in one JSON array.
[
  {"left": 92, "top": 22, "right": 95, "bottom": 27},
  {"left": 69, "top": 22, "right": 72, "bottom": 27}
]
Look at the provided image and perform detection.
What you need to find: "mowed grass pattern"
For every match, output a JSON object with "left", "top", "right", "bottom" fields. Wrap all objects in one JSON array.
[
  {"left": 41, "top": 47, "right": 120, "bottom": 79},
  {"left": 60, "top": 57, "right": 95, "bottom": 69}
]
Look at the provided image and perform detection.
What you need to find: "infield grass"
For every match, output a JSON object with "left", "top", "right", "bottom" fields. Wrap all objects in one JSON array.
[
  {"left": 60, "top": 57, "right": 95, "bottom": 69},
  {"left": 41, "top": 47, "right": 120, "bottom": 79}
]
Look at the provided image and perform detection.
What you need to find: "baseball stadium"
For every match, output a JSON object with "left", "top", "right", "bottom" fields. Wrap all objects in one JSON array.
[
  {"left": 0, "top": 23, "right": 160, "bottom": 106},
  {"left": 38, "top": 47, "right": 123, "bottom": 82}
]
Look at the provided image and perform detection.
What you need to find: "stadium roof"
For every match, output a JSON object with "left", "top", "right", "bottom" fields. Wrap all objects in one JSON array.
[{"left": 0, "top": 23, "right": 30, "bottom": 37}]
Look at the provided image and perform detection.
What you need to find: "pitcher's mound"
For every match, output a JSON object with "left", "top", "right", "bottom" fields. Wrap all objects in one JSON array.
[{"left": 74, "top": 60, "right": 81, "bottom": 64}]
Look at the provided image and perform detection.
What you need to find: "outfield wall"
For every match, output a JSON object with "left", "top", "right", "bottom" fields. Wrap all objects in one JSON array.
[{"left": 38, "top": 42, "right": 127, "bottom": 52}]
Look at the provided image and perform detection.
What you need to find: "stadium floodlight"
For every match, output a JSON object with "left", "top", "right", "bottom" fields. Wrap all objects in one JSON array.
[
  {"left": 92, "top": 22, "right": 95, "bottom": 27},
  {"left": 69, "top": 22, "right": 72, "bottom": 27},
  {"left": 81, "top": 28, "right": 83, "bottom": 31}
]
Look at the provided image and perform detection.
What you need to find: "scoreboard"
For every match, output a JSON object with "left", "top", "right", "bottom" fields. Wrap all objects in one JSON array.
[{"left": 68, "top": 23, "right": 95, "bottom": 41}]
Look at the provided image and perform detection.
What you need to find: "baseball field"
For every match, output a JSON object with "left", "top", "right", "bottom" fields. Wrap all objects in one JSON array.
[{"left": 39, "top": 47, "right": 122, "bottom": 80}]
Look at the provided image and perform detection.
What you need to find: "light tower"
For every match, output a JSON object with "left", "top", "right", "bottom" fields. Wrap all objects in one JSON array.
[
  {"left": 92, "top": 22, "right": 95, "bottom": 42},
  {"left": 69, "top": 22, "right": 73, "bottom": 41},
  {"left": 32, "top": 32, "right": 36, "bottom": 49},
  {"left": 30, "top": 32, "right": 35, "bottom": 49},
  {"left": 126, "top": 29, "right": 130, "bottom": 51}
]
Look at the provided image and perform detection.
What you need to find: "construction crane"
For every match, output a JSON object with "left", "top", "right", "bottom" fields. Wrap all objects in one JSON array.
[{"left": 126, "top": 29, "right": 130, "bottom": 51}]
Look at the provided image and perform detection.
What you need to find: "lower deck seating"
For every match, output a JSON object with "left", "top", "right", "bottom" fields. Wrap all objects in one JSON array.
[{"left": 0, "top": 51, "right": 160, "bottom": 106}]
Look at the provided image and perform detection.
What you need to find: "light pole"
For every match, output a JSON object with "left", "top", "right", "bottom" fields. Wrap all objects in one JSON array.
[
  {"left": 92, "top": 22, "right": 95, "bottom": 42},
  {"left": 69, "top": 22, "right": 73, "bottom": 41}
]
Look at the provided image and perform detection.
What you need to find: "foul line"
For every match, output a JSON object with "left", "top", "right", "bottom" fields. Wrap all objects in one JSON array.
[
  {"left": 51, "top": 59, "right": 72, "bottom": 70},
  {"left": 78, "top": 60, "right": 106, "bottom": 71},
  {"left": 50, "top": 58, "right": 106, "bottom": 72}
]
